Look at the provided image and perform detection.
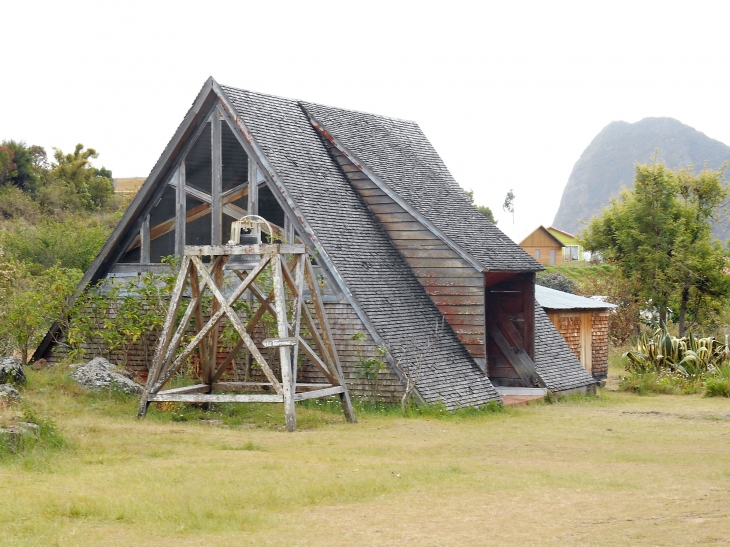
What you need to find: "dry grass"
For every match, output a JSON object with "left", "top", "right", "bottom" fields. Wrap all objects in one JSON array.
[{"left": 1, "top": 367, "right": 729, "bottom": 546}]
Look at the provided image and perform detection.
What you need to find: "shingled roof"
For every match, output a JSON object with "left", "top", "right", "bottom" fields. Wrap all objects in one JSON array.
[
  {"left": 301, "top": 102, "right": 542, "bottom": 273},
  {"left": 35, "top": 78, "right": 594, "bottom": 405},
  {"left": 533, "top": 304, "right": 596, "bottom": 391},
  {"left": 221, "top": 86, "right": 500, "bottom": 408}
]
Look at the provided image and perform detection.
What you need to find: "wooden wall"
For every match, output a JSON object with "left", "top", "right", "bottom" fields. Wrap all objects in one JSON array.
[
  {"left": 546, "top": 309, "right": 610, "bottom": 379},
  {"left": 519, "top": 227, "right": 563, "bottom": 266},
  {"left": 485, "top": 273, "right": 536, "bottom": 386},
  {"left": 44, "top": 297, "right": 406, "bottom": 402},
  {"left": 321, "top": 139, "right": 486, "bottom": 363}
]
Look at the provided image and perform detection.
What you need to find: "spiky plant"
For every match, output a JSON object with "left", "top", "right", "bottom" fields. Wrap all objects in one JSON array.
[{"left": 624, "top": 324, "right": 728, "bottom": 377}]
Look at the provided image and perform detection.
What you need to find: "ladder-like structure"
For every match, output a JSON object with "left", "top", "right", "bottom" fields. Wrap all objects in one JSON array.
[{"left": 137, "top": 243, "right": 355, "bottom": 431}]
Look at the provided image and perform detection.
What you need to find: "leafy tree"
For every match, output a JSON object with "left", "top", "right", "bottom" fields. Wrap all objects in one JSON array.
[
  {"left": 0, "top": 143, "right": 16, "bottom": 184},
  {"left": 0, "top": 141, "right": 47, "bottom": 191},
  {"left": 0, "top": 257, "right": 81, "bottom": 364},
  {"left": 464, "top": 189, "right": 497, "bottom": 224},
  {"left": 51, "top": 144, "right": 114, "bottom": 210},
  {"left": 581, "top": 161, "right": 730, "bottom": 335}
]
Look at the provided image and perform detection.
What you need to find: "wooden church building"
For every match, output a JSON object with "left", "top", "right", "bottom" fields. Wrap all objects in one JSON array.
[{"left": 35, "top": 78, "right": 595, "bottom": 408}]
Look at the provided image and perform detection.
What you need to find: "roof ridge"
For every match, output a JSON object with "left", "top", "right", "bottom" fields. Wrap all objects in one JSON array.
[{"left": 219, "top": 82, "right": 416, "bottom": 124}]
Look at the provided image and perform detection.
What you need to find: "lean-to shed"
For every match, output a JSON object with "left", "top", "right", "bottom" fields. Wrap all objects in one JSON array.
[
  {"left": 536, "top": 285, "right": 616, "bottom": 380},
  {"left": 35, "top": 78, "right": 596, "bottom": 407}
]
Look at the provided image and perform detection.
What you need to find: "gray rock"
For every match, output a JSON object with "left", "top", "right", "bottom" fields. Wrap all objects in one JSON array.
[
  {"left": 70, "top": 357, "right": 143, "bottom": 395},
  {"left": 0, "top": 357, "right": 25, "bottom": 385},
  {"left": 0, "top": 422, "right": 40, "bottom": 450},
  {"left": 0, "top": 384, "right": 20, "bottom": 400}
]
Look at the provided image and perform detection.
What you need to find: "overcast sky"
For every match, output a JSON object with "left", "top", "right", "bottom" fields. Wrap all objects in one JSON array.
[{"left": 3, "top": 0, "right": 730, "bottom": 241}]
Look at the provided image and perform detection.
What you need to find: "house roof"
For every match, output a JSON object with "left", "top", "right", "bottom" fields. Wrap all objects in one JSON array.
[
  {"left": 519, "top": 225, "right": 565, "bottom": 248},
  {"left": 535, "top": 285, "right": 617, "bottom": 310},
  {"left": 35, "top": 78, "right": 593, "bottom": 401},
  {"left": 301, "top": 102, "right": 542, "bottom": 273},
  {"left": 547, "top": 226, "right": 578, "bottom": 242},
  {"left": 220, "top": 85, "right": 500, "bottom": 408}
]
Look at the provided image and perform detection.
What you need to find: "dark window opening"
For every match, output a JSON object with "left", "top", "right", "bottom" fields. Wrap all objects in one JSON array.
[{"left": 185, "top": 122, "right": 212, "bottom": 195}]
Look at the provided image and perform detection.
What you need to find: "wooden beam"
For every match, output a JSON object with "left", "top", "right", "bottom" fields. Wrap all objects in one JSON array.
[
  {"left": 184, "top": 244, "right": 305, "bottom": 256},
  {"left": 150, "top": 393, "right": 284, "bottom": 403},
  {"left": 491, "top": 303, "right": 524, "bottom": 351},
  {"left": 127, "top": 202, "right": 211, "bottom": 251},
  {"left": 488, "top": 325, "right": 543, "bottom": 388},
  {"left": 176, "top": 163, "right": 186, "bottom": 256},
  {"left": 152, "top": 254, "right": 276, "bottom": 392},
  {"left": 211, "top": 112, "right": 222, "bottom": 245},
  {"left": 523, "top": 272, "right": 536, "bottom": 360},
  {"left": 248, "top": 161, "right": 258, "bottom": 215},
  {"left": 273, "top": 254, "right": 297, "bottom": 431},
  {"left": 303, "top": 258, "right": 356, "bottom": 423},
  {"left": 191, "top": 255, "right": 283, "bottom": 393},
  {"left": 293, "top": 385, "right": 345, "bottom": 402},
  {"left": 140, "top": 215, "right": 150, "bottom": 263},
  {"left": 137, "top": 256, "right": 191, "bottom": 418},
  {"left": 156, "top": 384, "right": 210, "bottom": 395}
]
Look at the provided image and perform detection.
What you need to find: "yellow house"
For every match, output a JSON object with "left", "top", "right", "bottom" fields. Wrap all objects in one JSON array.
[
  {"left": 547, "top": 226, "right": 584, "bottom": 262},
  {"left": 518, "top": 226, "right": 564, "bottom": 266}
]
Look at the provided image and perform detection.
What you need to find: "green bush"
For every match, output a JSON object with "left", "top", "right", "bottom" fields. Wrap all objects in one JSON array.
[
  {"left": 1, "top": 216, "right": 112, "bottom": 271},
  {"left": 0, "top": 404, "right": 68, "bottom": 464},
  {"left": 705, "top": 366, "right": 730, "bottom": 397}
]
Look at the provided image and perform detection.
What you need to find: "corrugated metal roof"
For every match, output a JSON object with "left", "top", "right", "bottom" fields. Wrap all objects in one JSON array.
[{"left": 535, "top": 285, "right": 617, "bottom": 310}]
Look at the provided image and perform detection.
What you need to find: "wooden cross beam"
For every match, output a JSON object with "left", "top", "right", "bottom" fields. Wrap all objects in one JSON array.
[{"left": 137, "top": 244, "right": 355, "bottom": 430}]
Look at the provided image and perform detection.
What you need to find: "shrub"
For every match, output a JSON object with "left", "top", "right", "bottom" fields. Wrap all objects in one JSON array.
[
  {"left": 705, "top": 366, "right": 730, "bottom": 397},
  {"left": 536, "top": 271, "right": 578, "bottom": 294}
]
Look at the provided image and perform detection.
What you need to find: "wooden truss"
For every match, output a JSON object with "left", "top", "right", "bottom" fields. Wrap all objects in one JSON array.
[{"left": 137, "top": 243, "right": 355, "bottom": 431}]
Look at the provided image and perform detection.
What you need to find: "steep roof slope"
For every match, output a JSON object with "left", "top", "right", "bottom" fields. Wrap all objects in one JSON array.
[
  {"left": 301, "top": 102, "right": 542, "bottom": 273},
  {"left": 534, "top": 304, "right": 596, "bottom": 391},
  {"left": 220, "top": 85, "right": 500, "bottom": 408}
]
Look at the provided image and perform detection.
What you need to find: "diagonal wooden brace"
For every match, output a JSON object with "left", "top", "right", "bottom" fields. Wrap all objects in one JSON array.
[{"left": 191, "top": 255, "right": 283, "bottom": 393}]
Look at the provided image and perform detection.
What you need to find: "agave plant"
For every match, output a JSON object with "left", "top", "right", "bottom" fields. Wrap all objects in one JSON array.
[{"left": 624, "top": 325, "right": 729, "bottom": 377}]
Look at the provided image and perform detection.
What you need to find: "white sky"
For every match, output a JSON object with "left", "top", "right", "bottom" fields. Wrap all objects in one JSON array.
[{"left": 3, "top": 0, "right": 730, "bottom": 241}]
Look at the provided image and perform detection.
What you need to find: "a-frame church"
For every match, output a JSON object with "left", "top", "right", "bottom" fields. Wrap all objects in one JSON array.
[{"left": 35, "top": 78, "right": 595, "bottom": 409}]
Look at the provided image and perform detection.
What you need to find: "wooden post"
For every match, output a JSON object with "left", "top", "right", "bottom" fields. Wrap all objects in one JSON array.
[
  {"left": 284, "top": 215, "right": 295, "bottom": 244},
  {"left": 140, "top": 215, "right": 150, "bottom": 264},
  {"left": 290, "top": 255, "right": 305, "bottom": 385},
  {"left": 273, "top": 254, "right": 297, "bottom": 431},
  {"left": 204, "top": 257, "right": 225, "bottom": 385},
  {"left": 523, "top": 272, "right": 536, "bottom": 361},
  {"left": 175, "top": 163, "right": 186, "bottom": 256},
  {"left": 138, "top": 244, "right": 353, "bottom": 429},
  {"left": 137, "top": 255, "right": 191, "bottom": 418},
  {"left": 304, "top": 259, "right": 356, "bottom": 423},
  {"left": 211, "top": 113, "right": 222, "bottom": 246},
  {"left": 248, "top": 162, "right": 258, "bottom": 216}
]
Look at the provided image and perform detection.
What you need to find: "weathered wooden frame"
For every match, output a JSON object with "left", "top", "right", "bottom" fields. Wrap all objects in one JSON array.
[{"left": 137, "top": 243, "right": 355, "bottom": 431}]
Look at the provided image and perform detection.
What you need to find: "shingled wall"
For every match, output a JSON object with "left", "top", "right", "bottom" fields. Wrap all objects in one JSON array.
[{"left": 43, "top": 298, "right": 404, "bottom": 402}]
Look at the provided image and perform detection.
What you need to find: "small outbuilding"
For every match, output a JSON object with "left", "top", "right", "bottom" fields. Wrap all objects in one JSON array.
[{"left": 535, "top": 285, "right": 616, "bottom": 380}]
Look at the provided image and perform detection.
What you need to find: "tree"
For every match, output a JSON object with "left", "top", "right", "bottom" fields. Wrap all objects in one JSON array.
[
  {"left": 464, "top": 189, "right": 497, "bottom": 224},
  {"left": 51, "top": 144, "right": 114, "bottom": 209},
  {"left": 503, "top": 188, "right": 515, "bottom": 224},
  {"left": 581, "top": 160, "right": 730, "bottom": 335}
]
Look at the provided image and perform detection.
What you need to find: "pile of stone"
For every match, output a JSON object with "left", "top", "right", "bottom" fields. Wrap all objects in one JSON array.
[
  {"left": 0, "top": 356, "right": 25, "bottom": 385},
  {"left": 70, "top": 357, "right": 143, "bottom": 395}
]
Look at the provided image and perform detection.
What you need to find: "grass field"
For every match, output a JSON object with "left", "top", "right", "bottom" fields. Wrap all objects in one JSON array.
[{"left": 1, "top": 365, "right": 729, "bottom": 546}]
